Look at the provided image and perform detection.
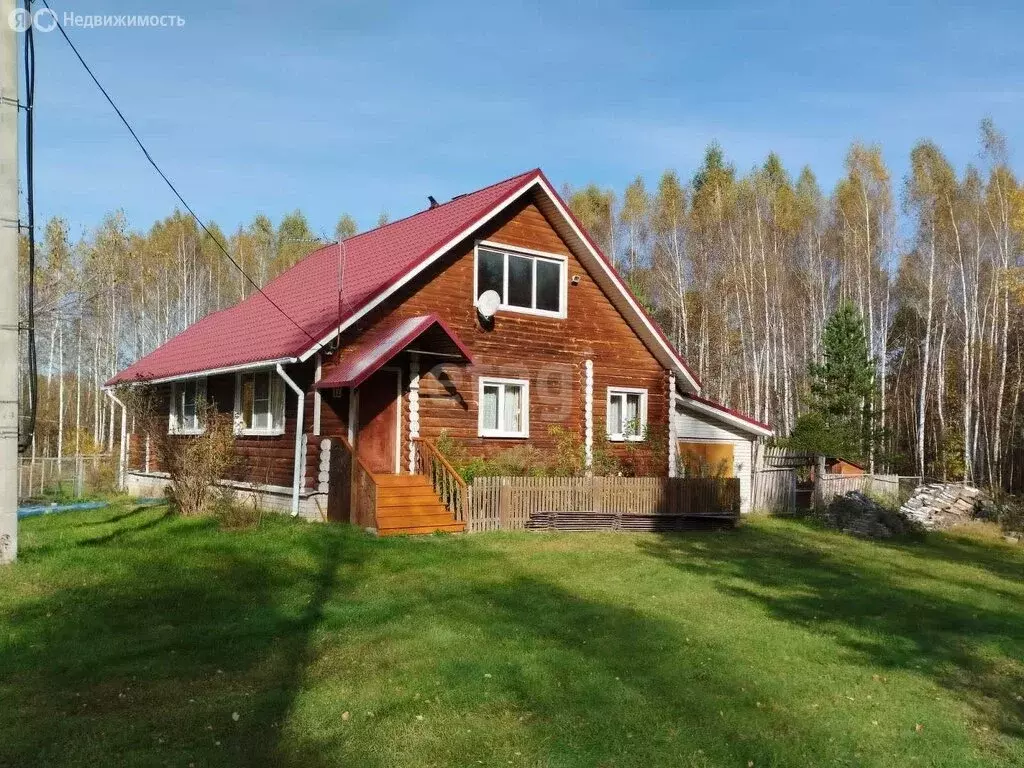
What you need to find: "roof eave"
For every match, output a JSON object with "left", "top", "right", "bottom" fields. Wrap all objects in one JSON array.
[
  {"left": 105, "top": 356, "right": 300, "bottom": 388},
  {"left": 678, "top": 394, "right": 774, "bottom": 438}
]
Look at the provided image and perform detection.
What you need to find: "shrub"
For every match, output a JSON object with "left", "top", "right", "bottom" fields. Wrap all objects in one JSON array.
[
  {"left": 161, "top": 405, "right": 238, "bottom": 517},
  {"left": 119, "top": 384, "right": 239, "bottom": 517},
  {"left": 621, "top": 423, "right": 668, "bottom": 477},
  {"left": 213, "top": 491, "right": 264, "bottom": 531},
  {"left": 549, "top": 426, "right": 621, "bottom": 476},
  {"left": 435, "top": 427, "right": 622, "bottom": 481}
]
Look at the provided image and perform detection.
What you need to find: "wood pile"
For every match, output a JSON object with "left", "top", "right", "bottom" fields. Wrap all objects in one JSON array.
[
  {"left": 899, "top": 483, "right": 989, "bottom": 530},
  {"left": 822, "top": 491, "right": 920, "bottom": 539},
  {"left": 822, "top": 482, "right": 990, "bottom": 539}
]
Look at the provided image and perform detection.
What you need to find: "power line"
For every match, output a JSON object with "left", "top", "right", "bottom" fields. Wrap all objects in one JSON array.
[
  {"left": 38, "top": 0, "right": 318, "bottom": 346},
  {"left": 20, "top": 0, "right": 37, "bottom": 453}
]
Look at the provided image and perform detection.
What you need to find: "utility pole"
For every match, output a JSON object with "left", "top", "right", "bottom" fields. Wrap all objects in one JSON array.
[{"left": 0, "top": 0, "right": 19, "bottom": 564}]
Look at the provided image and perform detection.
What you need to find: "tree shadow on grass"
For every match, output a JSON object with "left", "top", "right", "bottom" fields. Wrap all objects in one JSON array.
[
  {"left": 0, "top": 509, "right": 368, "bottom": 768},
  {"left": 637, "top": 522, "right": 1024, "bottom": 745},
  {"left": 73, "top": 504, "right": 150, "bottom": 527},
  {"left": 281, "top": 537, "right": 923, "bottom": 768}
]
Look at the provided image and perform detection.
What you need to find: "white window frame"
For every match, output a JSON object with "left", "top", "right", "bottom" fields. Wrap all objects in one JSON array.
[
  {"left": 473, "top": 240, "right": 568, "bottom": 319},
  {"left": 478, "top": 376, "right": 530, "bottom": 438},
  {"left": 234, "top": 370, "right": 286, "bottom": 437},
  {"left": 168, "top": 378, "right": 207, "bottom": 435},
  {"left": 607, "top": 387, "right": 648, "bottom": 442}
]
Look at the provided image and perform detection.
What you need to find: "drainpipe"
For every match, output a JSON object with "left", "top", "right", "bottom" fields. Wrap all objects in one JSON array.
[
  {"left": 275, "top": 364, "right": 305, "bottom": 517},
  {"left": 105, "top": 389, "right": 127, "bottom": 491}
]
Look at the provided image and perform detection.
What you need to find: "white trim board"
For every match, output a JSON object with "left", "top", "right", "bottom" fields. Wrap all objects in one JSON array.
[
  {"left": 531, "top": 174, "right": 701, "bottom": 393},
  {"left": 110, "top": 357, "right": 298, "bottom": 387}
]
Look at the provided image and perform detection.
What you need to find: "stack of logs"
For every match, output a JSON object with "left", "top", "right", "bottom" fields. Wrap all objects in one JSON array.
[
  {"left": 899, "top": 483, "right": 989, "bottom": 530},
  {"left": 823, "top": 482, "right": 991, "bottom": 539},
  {"left": 823, "top": 491, "right": 918, "bottom": 539}
]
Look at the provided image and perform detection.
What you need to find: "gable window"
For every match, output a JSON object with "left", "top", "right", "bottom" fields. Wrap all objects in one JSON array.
[
  {"left": 169, "top": 378, "right": 206, "bottom": 434},
  {"left": 235, "top": 370, "right": 286, "bottom": 436},
  {"left": 475, "top": 243, "right": 566, "bottom": 318},
  {"left": 478, "top": 377, "right": 529, "bottom": 438},
  {"left": 607, "top": 387, "right": 647, "bottom": 441}
]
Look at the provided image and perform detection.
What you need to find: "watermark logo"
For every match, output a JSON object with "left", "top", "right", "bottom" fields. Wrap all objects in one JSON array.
[
  {"left": 8, "top": 9, "right": 184, "bottom": 31},
  {"left": 8, "top": 7, "right": 55, "bottom": 32}
]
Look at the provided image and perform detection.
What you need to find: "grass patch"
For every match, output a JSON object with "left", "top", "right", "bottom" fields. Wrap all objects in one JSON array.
[{"left": 1, "top": 502, "right": 1022, "bottom": 766}]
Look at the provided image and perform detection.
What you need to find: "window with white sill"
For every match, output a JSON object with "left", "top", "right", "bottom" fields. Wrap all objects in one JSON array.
[
  {"left": 607, "top": 388, "right": 647, "bottom": 441},
  {"left": 478, "top": 377, "right": 529, "bottom": 438},
  {"left": 169, "top": 378, "right": 207, "bottom": 434},
  {"left": 475, "top": 244, "right": 565, "bottom": 317},
  {"left": 235, "top": 370, "right": 285, "bottom": 436}
]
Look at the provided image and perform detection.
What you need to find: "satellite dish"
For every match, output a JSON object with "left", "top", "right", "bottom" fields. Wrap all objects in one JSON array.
[{"left": 477, "top": 290, "right": 500, "bottom": 319}]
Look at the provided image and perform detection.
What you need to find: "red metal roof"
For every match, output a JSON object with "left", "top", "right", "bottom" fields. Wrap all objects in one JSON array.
[
  {"left": 314, "top": 314, "right": 472, "bottom": 390},
  {"left": 106, "top": 169, "right": 539, "bottom": 384},
  {"left": 106, "top": 166, "right": 703, "bottom": 393}
]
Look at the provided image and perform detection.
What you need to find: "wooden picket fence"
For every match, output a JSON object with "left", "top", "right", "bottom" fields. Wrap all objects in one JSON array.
[
  {"left": 466, "top": 476, "right": 741, "bottom": 533},
  {"left": 751, "top": 468, "right": 799, "bottom": 514}
]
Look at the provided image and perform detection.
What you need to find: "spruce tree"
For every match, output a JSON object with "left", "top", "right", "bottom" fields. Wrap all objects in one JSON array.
[{"left": 790, "top": 302, "right": 877, "bottom": 462}]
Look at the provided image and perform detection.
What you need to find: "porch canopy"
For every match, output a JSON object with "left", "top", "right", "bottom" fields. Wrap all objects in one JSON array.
[{"left": 313, "top": 313, "right": 473, "bottom": 390}]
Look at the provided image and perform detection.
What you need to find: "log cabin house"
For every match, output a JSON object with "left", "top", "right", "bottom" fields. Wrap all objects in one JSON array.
[{"left": 107, "top": 169, "right": 772, "bottom": 533}]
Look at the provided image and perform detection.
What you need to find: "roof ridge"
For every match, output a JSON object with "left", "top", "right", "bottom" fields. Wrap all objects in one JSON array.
[{"left": 336, "top": 168, "right": 540, "bottom": 245}]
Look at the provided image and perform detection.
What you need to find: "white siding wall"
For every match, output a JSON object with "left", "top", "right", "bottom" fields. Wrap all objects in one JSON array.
[{"left": 674, "top": 407, "right": 756, "bottom": 514}]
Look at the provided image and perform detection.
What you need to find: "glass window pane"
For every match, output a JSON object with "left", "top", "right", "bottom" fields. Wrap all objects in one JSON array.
[
  {"left": 182, "top": 381, "right": 197, "bottom": 429},
  {"left": 173, "top": 386, "right": 182, "bottom": 427},
  {"left": 477, "top": 249, "right": 504, "bottom": 300},
  {"left": 536, "top": 259, "right": 561, "bottom": 312},
  {"left": 503, "top": 384, "right": 522, "bottom": 433},
  {"left": 625, "top": 394, "right": 641, "bottom": 436},
  {"left": 254, "top": 372, "right": 270, "bottom": 403},
  {"left": 253, "top": 408, "right": 269, "bottom": 431},
  {"left": 507, "top": 255, "right": 533, "bottom": 308},
  {"left": 241, "top": 377, "right": 254, "bottom": 429},
  {"left": 270, "top": 377, "right": 284, "bottom": 430},
  {"left": 482, "top": 385, "right": 499, "bottom": 431},
  {"left": 609, "top": 395, "right": 623, "bottom": 435}
]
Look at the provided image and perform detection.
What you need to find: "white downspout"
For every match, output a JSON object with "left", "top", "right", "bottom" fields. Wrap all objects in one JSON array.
[
  {"left": 105, "top": 389, "right": 127, "bottom": 491},
  {"left": 275, "top": 364, "right": 305, "bottom": 517}
]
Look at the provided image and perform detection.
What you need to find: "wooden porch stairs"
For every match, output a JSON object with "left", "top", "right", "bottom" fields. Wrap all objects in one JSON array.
[{"left": 374, "top": 474, "right": 466, "bottom": 536}]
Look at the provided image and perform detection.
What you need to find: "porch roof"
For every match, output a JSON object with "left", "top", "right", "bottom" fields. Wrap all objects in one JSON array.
[{"left": 314, "top": 313, "right": 472, "bottom": 390}]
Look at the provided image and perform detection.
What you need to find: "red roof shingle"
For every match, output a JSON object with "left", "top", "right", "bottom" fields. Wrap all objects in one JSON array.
[{"left": 107, "top": 169, "right": 539, "bottom": 384}]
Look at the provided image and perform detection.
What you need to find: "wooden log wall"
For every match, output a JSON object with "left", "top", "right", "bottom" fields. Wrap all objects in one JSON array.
[{"left": 321, "top": 191, "right": 671, "bottom": 474}]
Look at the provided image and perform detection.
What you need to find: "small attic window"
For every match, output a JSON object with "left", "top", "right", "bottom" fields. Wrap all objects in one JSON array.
[{"left": 474, "top": 242, "right": 566, "bottom": 318}]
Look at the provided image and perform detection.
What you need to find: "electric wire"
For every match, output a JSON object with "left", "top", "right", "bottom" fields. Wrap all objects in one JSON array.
[{"left": 38, "top": 0, "right": 319, "bottom": 346}]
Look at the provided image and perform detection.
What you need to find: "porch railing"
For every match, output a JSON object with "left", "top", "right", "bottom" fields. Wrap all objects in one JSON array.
[{"left": 412, "top": 437, "right": 468, "bottom": 522}]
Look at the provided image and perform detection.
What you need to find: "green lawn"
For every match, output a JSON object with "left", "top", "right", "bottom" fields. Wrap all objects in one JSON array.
[{"left": 1, "top": 502, "right": 1022, "bottom": 767}]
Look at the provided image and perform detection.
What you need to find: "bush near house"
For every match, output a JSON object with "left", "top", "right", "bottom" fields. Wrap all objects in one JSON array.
[
  {"left": 436, "top": 424, "right": 668, "bottom": 482},
  {"left": 118, "top": 384, "right": 239, "bottom": 517}
]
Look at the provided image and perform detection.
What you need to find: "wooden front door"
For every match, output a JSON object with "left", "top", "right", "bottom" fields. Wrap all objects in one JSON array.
[{"left": 357, "top": 368, "right": 401, "bottom": 474}]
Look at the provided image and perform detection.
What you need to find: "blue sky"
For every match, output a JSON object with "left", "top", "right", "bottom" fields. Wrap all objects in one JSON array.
[{"left": 26, "top": 0, "right": 1024, "bottom": 241}]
